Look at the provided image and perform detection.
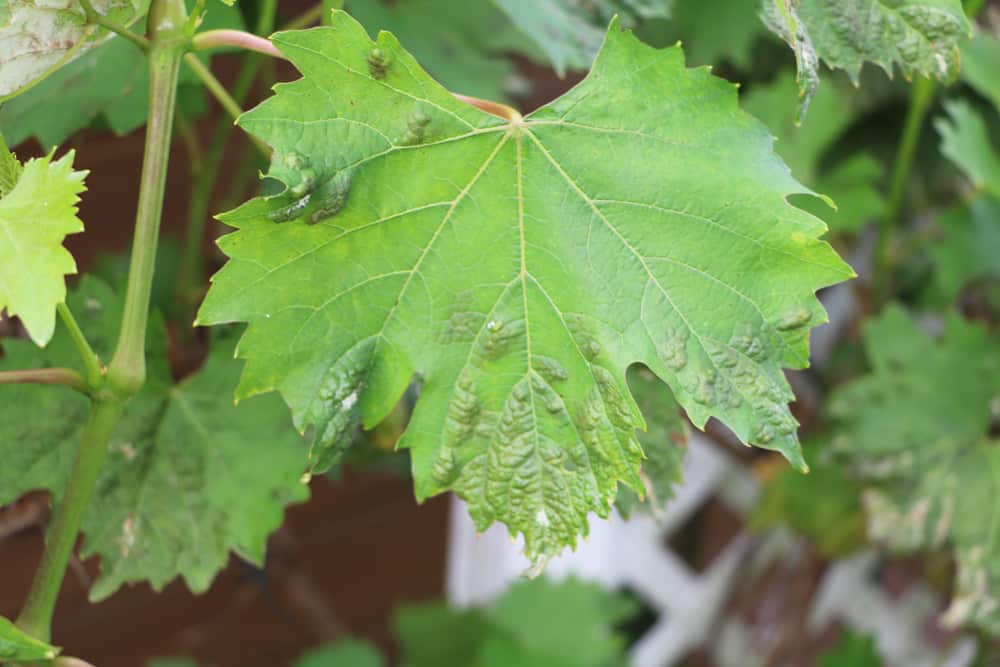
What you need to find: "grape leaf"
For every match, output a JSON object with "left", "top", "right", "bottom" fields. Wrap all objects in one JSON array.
[
  {"left": 490, "top": 0, "right": 673, "bottom": 76},
  {"left": 0, "top": 277, "right": 309, "bottom": 600},
  {"left": 197, "top": 12, "right": 853, "bottom": 562},
  {"left": 961, "top": 29, "right": 1000, "bottom": 112},
  {"left": 295, "top": 641, "right": 384, "bottom": 667},
  {"left": 0, "top": 149, "right": 87, "bottom": 346},
  {"left": 829, "top": 307, "right": 1000, "bottom": 632},
  {"left": 743, "top": 70, "right": 884, "bottom": 232},
  {"left": 344, "top": 0, "right": 534, "bottom": 102},
  {"left": 929, "top": 197, "right": 1000, "bottom": 300},
  {"left": 0, "top": 0, "right": 150, "bottom": 99},
  {"left": 615, "top": 365, "right": 687, "bottom": 518},
  {"left": 936, "top": 99, "right": 1000, "bottom": 198},
  {"left": 0, "top": 0, "right": 246, "bottom": 149},
  {"left": 0, "top": 616, "right": 60, "bottom": 662},
  {"left": 394, "top": 604, "right": 491, "bottom": 667},
  {"left": 761, "top": 0, "right": 971, "bottom": 120}
]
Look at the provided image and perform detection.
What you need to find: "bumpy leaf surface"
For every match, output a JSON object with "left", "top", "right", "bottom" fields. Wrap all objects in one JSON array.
[
  {"left": 936, "top": 99, "right": 1000, "bottom": 199},
  {"left": 0, "top": 0, "right": 150, "bottom": 99},
  {"left": 0, "top": 616, "right": 60, "bottom": 662},
  {"left": 0, "top": 149, "right": 86, "bottom": 345},
  {"left": 197, "top": 12, "right": 852, "bottom": 561},
  {"left": 0, "top": 277, "right": 309, "bottom": 600},
  {"left": 744, "top": 70, "right": 883, "bottom": 232},
  {"left": 762, "top": 0, "right": 970, "bottom": 119},
  {"left": 829, "top": 307, "right": 1000, "bottom": 632}
]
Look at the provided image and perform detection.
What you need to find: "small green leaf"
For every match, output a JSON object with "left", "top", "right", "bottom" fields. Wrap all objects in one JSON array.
[
  {"left": 197, "top": 12, "right": 853, "bottom": 562},
  {"left": 830, "top": 307, "right": 1000, "bottom": 633},
  {"left": 761, "top": 0, "right": 971, "bottom": 121},
  {"left": 0, "top": 277, "right": 310, "bottom": 600},
  {"left": 818, "top": 631, "right": 882, "bottom": 667},
  {"left": 0, "top": 0, "right": 151, "bottom": 99},
  {"left": 936, "top": 99, "right": 1000, "bottom": 198},
  {"left": 0, "top": 616, "right": 60, "bottom": 662},
  {"left": 0, "top": 132, "right": 22, "bottom": 195},
  {"left": 0, "top": 149, "right": 87, "bottom": 346},
  {"left": 294, "top": 640, "right": 384, "bottom": 667}
]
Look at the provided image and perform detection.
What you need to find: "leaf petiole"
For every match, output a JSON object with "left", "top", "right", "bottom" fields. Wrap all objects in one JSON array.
[
  {"left": 77, "top": 0, "right": 149, "bottom": 50},
  {"left": 0, "top": 367, "right": 87, "bottom": 393},
  {"left": 57, "top": 302, "right": 103, "bottom": 389},
  {"left": 191, "top": 29, "right": 284, "bottom": 59}
]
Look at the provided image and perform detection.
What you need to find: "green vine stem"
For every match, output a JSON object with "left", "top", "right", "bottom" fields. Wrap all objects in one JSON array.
[
  {"left": 182, "top": 54, "right": 271, "bottom": 156},
  {"left": 57, "top": 303, "right": 103, "bottom": 389},
  {"left": 0, "top": 367, "right": 87, "bottom": 393},
  {"left": 175, "top": 0, "right": 278, "bottom": 315},
  {"left": 16, "top": 0, "right": 188, "bottom": 641},
  {"left": 77, "top": 0, "right": 149, "bottom": 49}
]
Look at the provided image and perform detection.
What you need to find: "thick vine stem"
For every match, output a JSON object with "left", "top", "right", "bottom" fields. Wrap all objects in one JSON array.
[{"left": 105, "top": 0, "right": 187, "bottom": 397}]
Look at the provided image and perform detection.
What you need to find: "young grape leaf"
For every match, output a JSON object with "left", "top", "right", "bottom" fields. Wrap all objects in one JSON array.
[
  {"left": 0, "top": 277, "right": 309, "bottom": 601},
  {"left": 761, "top": 0, "right": 971, "bottom": 120},
  {"left": 0, "top": 149, "right": 87, "bottom": 346},
  {"left": 829, "top": 307, "right": 1000, "bottom": 632},
  {"left": 0, "top": 616, "right": 60, "bottom": 662},
  {"left": 936, "top": 99, "right": 1000, "bottom": 198},
  {"left": 490, "top": 0, "right": 672, "bottom": 76},
  {"left": 743, "top": 70, "right": 884, "bottom": 232},
  {"left": 0, "top": 0, "right": 245, "bottom": 149},
  {"left": 295, "top": 641, "right": 385, "bottom": 667},
  {"left": 197, "top": 12, "right": 853, "bottom": 562},
  {"left": 962, "top": 29, "right": 1000, "bottom": 112},
  {"left": 929, "top": 197, "right": 1000, "bottom": 300},
  {"left": 0, "top": 0, "right": 150, "bottom": 99},
  {"left": 615, "top": 365, "right": 687, "bottom": 518}
]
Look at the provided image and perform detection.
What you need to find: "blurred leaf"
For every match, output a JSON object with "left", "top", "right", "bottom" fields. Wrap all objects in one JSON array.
[
  {"left": 0, "top": 616, "right": 60, "bottom": 662},
  {"left": 91, "top": 238, "right": 181, "bottom": 318},
  {"left": 961, "top": 29, "right": 1000, "bottom": 112},
  {"left": 830, "top": 306, "right": 1000, "bottom": 633},
  {"left": 671, "top": 0, "right": 766, "bottom": 68},
  {"left": 0, "top": 277, "right": 309, "bottom": 602},
  {"left": 0, "top": 132, "right": 22, "bottom": 195},
  {"left": 295, "top": 640, "right": 384, "bottom": 667},
  {"left": 0, "top": 0, "right": 245, "bottom": 149},
  {"left": 751, "top": 440, "right": 867, "bottom": 557},
  {"left": 818, "top": 631, "right": 882, "bottom": 667},
  {"left": 394, "top": 603, "right": 490, "bottom": 667},
  {"left": 0, "top": 149, "right": 87, "bottom": 345},
  {"left": 936, "top": 99, "right": 1000, "bottom": 198},
  {"left": 743, "top": 70, "right": 883, "bottom": 232},
  {"left": 929, "top": 196, "right": 1000, "bottom": 301},
  {"left": 760, "top": 0, "right": 971, "bottom": 121},
  {"left": 615, "top": 365, "right": 688, "bottom": 518}
]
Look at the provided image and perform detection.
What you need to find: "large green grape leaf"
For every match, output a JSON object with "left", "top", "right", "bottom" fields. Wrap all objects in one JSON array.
[
  {"left": 743, "top": 70, "right": 884, "bottom": 233},
  {"left": 936, "top": 99, "right": 1000, "bottom": 199},
  {"left": 197, "top": 12, "right": 853, "bottom": 562},
  {"left": 490, "top": 0, "right": 673, "bottom": 76},
  {"left": 761, "top": 0, "right": 971, "bottom": 120},
  {"left": 0, "top": 616, "right": 60, "bottom": 662},
  {"left": 829, "top": 307, "right": 1000, "bottom": 632},
  {"left": 0, "top": 148, "right": 87, "bottom": 346},
  {"left": 0, "top": 0, "right": 245, "bottom": 149},
  {"left": 0, "top": 277, "right": 309, "bottom": 600},
  {"left": 0, "top": 0, "right": 150, "bottom": 99}
]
